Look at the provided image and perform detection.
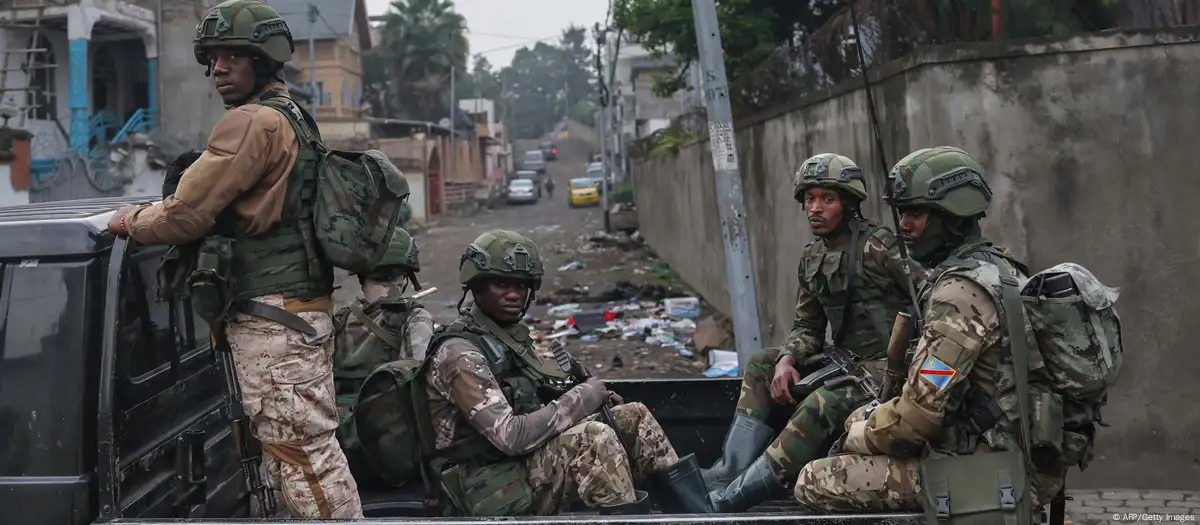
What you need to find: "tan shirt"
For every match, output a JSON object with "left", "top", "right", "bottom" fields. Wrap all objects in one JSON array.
[{"left": 125, "top": 83, "right": 300, "bottom": 245}]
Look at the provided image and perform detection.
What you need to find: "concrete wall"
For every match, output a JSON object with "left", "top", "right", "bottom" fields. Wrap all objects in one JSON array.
[
  {"left": 154, "top": 0, "right": 230, "bottom": 153},
  {"left": 632, "top": 28, "right": 1200, "bottom": 489}
]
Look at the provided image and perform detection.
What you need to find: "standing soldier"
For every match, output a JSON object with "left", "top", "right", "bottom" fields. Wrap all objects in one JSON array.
[
  {"left": 107, "top": 0, "right": 362, "bottom": 518},
  {"left": 701, "top": 153, "right": 920, "bottom": 512},
  {"left": 424, "top": 230, "right": 710, "bottom": 516},
  {"left": 794, "top": 147, "right": 1064, "bottom": 522}
]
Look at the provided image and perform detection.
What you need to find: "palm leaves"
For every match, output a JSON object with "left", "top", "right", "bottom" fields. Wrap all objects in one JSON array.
[{"left": 368, "top": 0, "right": 469, "bottom": 120}]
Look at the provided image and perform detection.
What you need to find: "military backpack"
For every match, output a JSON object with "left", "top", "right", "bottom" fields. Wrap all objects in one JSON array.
[
  {"left": 259, "top": 94, "right": 411, "bottom": 275},
  {"left": 332, "top": 296, "right": 435, "bottom": 489},
  {"left": 1012, "top": 262, "right": 1122, "bottom": 472}
]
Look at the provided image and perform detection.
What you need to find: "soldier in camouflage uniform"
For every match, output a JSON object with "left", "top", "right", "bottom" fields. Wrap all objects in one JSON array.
[
  {"left": 341, "top": 227, "right": 434, "bottom": 363},
  {"left": 424, "top": 230, "right": 710, "bottom": 516},
  {"left": 702, "top": 153, "right": 920, "bottom": 513},
  {"left": 794, "top": 147, "right": 1065, "bottom": 519},
  {"left": 107, "top": 0, "right": 362, "bottom": 517}
]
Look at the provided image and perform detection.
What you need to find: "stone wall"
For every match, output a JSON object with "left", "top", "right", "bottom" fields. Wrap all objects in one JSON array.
[{"left": 632, "top": 27, "right": 1200, "bottom": 489}]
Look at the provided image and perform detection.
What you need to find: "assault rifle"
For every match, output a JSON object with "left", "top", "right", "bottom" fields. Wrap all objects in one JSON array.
[
  {"left": 212, "top": 332, "right": 277, "bottom": 517},
  {"left": 546, "top": 331, "right": 635, "bottom": 465},
  {"left": 790, "top": 312, "right": 914, "bottom": 404}
]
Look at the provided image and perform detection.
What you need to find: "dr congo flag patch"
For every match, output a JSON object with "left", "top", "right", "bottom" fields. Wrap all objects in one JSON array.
[{"left": 918, "top": 356, "right": 956, "bottom": 390}]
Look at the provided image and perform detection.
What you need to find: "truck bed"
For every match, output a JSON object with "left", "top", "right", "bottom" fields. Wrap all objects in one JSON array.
[{"left": 110, "top": 378, "right": 925, "bottom": 524}]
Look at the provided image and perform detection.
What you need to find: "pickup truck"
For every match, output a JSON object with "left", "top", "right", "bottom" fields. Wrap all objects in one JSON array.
[{"left": 0, "top": 197, "right": 1055, "bottom": 525}]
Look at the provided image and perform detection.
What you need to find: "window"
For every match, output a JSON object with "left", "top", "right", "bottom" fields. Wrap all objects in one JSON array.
[
  {"left": 28, "top": 34, "right": 56, "bottom": 121},
  {"left": 341, "top": 78, "right": 348, "bottom": 108},
  {"left": 117, "top": 245, "right": 177, "bottom": 379}
]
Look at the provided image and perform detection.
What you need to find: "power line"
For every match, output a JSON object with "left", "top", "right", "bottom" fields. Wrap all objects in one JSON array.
[{"left": 474, "top": 34, "right": 561, "bottom": 55}]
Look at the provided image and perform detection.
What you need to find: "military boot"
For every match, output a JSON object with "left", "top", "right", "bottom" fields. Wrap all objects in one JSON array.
[
  {"left": 706, "top": 455, "right": 785, "bottom": 513},
  {"left": 700, "top": 415, "right": 775, "bottom": 491},
  {"left": 651, "top": 453, "right": 713, "bottom": 514},
  {"left": 599, "top": 490, "right": 652, "bottom": 515}
]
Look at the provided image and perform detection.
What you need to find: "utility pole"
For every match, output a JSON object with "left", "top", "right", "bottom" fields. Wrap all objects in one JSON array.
[
  {"left": 449, "top": 66, "right": 456, "bottom": 182},
  {"left": 307, "top": 4, "right": 318, "bottom": 115},
  {"left": 690, "top": 0, "right": 763, "bottom": 370}
]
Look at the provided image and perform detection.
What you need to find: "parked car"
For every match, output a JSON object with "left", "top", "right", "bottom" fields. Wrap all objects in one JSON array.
[
  {"left": 506, "top": 178, "right": 540, "bottom": 205},
  {"left": 522, "top": 149, "right": 547, "bottom": 174},
  {"left": 540, "top": 141, "right": 558, "bottom": 161},
  {"left": 568, "top": 177, "right": 601, "bottom": 208},
  {"left": 586, "top": 165, "right": 605, "bottom": 194},
  {"left": 511, "top": 170, "right": 542, "bottom": 197}
]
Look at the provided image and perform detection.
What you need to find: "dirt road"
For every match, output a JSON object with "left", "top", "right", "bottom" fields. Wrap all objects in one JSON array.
[{"left": 334, "top": 140, "right": 717, "bottom": 380}]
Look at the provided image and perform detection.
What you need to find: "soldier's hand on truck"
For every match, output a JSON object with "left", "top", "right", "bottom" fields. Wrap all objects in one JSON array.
[{"left": 771, "top": 355, "right": 802, "bottom": 405}]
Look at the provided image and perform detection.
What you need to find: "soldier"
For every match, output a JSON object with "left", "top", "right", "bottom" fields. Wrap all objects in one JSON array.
[
  {"left": 341, "top": 227, "right": 434, "bottom": 362},
  {"left": 702, "top": 153, "right": 920, "bottom": 512},
  {"left": 794, "top": 147, "right": 1064, "bottom": 522},
  {"left": 424, "top": 230, "right": 709, "bottom": 516},
  {"left": 107, "top": 0, "right": 362, "bottom": 518}
]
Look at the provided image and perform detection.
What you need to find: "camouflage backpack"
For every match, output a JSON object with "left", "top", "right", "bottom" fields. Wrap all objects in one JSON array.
[
  {"left": 259, "top": 95, "right": 411, "bottom": 275},
  {"left": 1011, "top": 262, "right": 1122, "bottom": 471},
  {"left": 332, "top": 297, "right": 435, "bottom": 488}
]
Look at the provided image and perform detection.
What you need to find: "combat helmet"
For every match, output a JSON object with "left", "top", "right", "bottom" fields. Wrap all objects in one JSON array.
[
  {"left": 193, "top": 0, "right": 295, "bottom": 66},
  {"left": 459, "top": 230, "right": 545, "bottom": 291},
  {"left": 376, "top": 227, "right": 420, "bottom": 272},
  {"left": 793, "top": 153, "right": 868, "bottom": 202},
  {"left": 886, "top": 146, "right": 992, "bottom": 218}
]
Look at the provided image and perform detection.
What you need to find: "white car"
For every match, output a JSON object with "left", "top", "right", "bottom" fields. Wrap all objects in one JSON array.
[{"left": 506, "top": 179, "right": 540, "bottom": 205}]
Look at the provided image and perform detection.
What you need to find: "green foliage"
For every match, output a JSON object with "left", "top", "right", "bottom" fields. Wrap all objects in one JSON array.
[
  {"left": 495, "top": 25, "right": 597, "bottom": 139},
  {"left": 366, "top": 0, "right": 469, "bottom": 121},
  {"left": 649, "top": 130, "right": 695, "bottom": 158}
]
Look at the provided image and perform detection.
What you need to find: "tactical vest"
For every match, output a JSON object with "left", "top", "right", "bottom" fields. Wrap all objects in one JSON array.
[
  {"left": 229, "top": 92, "right": 333, "bottom": 302},
  {"left": 800, "top": 221, "right": 908, "bottom": 358},
  {"left": 426, "top": 311, "right": 572, "bottom": 517},
  {"left": 429, "top": 310, "right": 572, "bottom": 466},
  {"left": 919, "top": 239, "right": 1048, "bottom": 456}
]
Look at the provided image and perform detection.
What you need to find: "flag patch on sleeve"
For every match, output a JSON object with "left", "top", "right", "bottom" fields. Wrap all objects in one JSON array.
[{"left": 918, "top": 356, "right": 956, "bottom": 390}]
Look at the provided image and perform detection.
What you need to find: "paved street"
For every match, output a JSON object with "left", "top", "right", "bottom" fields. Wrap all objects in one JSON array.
[
  {"left": 334, "top": 138, "right": 708, "bottom": 379},
  {"left": 1066, "top": 489, "right": 1199, "bottom": 525}
]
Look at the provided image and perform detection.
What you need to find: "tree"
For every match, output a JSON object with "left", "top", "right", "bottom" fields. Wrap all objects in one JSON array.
[
  {"left": 367, "top": 0, "right": 469, "bottom": 121},
  {"left": 491, "top": 25, "right": 597, "bottom": 139}
]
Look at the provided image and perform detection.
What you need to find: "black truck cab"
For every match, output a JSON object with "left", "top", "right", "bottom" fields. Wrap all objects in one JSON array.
[
  {"left": 0, "top": 198, "right": 932, "bottom": 525},
  {"left": 0, "top": 197, "right": 245, "bottom": 523}
]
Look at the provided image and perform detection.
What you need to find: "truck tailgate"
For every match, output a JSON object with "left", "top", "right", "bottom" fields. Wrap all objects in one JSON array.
[{"left": 109, "top": 513, "right": 925, "bottom": 524}]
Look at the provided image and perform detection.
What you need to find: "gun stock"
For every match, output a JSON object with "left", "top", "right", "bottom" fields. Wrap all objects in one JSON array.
[
  {"left": 878, "top": 312, "right": 914, "bottom": 402},
  {"left": 212, "top": 331, "right": 277, "bottom": 517}
]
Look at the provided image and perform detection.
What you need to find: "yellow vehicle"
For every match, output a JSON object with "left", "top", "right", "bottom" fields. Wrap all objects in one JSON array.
[{"left": 568, "top": 177, "right": 600, "bottom": 208}]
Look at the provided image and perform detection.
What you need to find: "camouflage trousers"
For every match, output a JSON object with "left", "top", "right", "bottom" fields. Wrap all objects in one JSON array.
[
  {"left": 793, "top": 453, "right": 922, "bottom": 512},
  {"left": 226, "top": 294, "right": 363, "bottom": 519},
  {"left": 765, "top": 385, "right": 871, "bottom": 480},
  {"left": 794, "top": 452, "right": 1066, "bottom": 512},
  {"left": 735, "top": 348, "right": 872, "bottom": 481},
  {"left": 523, "top": 402, "right": 679, "bottom": 515}
]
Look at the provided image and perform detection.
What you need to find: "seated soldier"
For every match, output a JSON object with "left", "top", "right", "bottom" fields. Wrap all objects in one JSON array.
[
  {"left": 331, "top": 227, "right": 437, "bottom": 485},
  {"left": 424, "top": 230, "right": 709, "bottom": 516},
  {"left": 340, "top": 226, "right": 434, "bottom": 362}
]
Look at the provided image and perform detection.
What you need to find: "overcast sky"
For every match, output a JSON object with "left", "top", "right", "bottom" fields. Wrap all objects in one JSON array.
[{"left": 364, "top": 0, "right": 611, "bottom": 68}]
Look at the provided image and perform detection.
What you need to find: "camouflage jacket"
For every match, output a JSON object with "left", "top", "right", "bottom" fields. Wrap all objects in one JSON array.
[
  {"left": 782, "top": 220, "right": 921, "bottom": 363},
  {"left": 860, "top": 238, "right": 1064, "bottom": 503},
  {"left": 424, "top": 309, "right": 606, "bottom": 458}
]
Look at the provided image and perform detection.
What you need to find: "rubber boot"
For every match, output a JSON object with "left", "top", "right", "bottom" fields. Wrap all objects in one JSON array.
[
  {"left": 700, "top": 415, "right": 776, "bottom": 491},
  {"left": 599, "top": 490, "right": 652, "bottom": 515},
  {"left": 706, "top": 455, "right": 785, "bottom": 513},
  {"left": 651, "top": 453, "right": 713, "bottom": 514}
]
